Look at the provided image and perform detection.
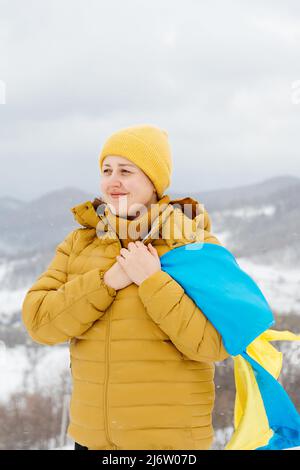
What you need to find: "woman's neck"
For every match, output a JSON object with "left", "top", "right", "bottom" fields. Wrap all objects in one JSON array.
[{"left": 119, "top": 193, "right": 158, "bottom": 221}]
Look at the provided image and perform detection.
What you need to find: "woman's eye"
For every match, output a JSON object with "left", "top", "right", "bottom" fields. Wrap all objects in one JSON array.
[{"left": 103, "top": 170, "right": 130, "bottom": 174}]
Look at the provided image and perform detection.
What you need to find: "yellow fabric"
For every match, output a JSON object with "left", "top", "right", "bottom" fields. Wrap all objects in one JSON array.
[
  {"left": 98, "top": 124, "right": 173, "bottom": 199},
  {"left": 104, "top": 194, "right": 171, "bottom": 248},
  {"left": 22, "top": 194, "right": 229, "bottom": 450},
  {"left": 225, "top": 329, "right": 300, "bottom": 450}
]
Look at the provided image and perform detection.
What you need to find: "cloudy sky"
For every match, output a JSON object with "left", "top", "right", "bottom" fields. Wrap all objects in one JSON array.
[{"left": 0, "top": 0, "right": 300, "bottom": 201}]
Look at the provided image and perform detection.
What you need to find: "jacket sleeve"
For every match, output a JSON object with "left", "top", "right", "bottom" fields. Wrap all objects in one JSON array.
[
  {"left": 21, "top": 229, "right": 117, "bottom": 346},
  {"left": 138, "top": 269, "right": 230, "bottom": 363}
]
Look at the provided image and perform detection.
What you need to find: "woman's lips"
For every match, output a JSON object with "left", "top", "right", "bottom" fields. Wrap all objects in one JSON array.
[{"left": 110, "top": 193, "right": 128, "bottom": 198}]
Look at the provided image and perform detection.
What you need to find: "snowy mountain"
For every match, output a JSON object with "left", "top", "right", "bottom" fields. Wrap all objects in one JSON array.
[
  {"left": 174, "top": 175, "right": 300, "bottom": 267},
  {"left": 0, "top": 187, "right": 92, "bottom": 257}
]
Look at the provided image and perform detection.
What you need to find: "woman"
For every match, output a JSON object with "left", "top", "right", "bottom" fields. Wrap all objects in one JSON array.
[{"left": 22, "top": 124, "right": 229, "bottom": 450}]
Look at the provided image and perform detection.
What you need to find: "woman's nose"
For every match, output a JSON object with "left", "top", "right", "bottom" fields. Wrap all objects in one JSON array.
[{"left": 108, "top": 172, "right": 122, "bottom": 183}]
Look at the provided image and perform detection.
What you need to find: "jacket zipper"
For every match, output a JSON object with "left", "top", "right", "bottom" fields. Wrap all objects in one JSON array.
[
  {"left": 103, "top": 302, "right": 117, "bottom": 449},
  {"left": 103, "top": 231, "right": 121, "bottom": 450}
]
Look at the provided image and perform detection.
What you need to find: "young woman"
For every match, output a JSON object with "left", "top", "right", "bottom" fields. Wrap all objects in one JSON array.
[{"left": 22, "top": 124, "right": 229, "bottom": 450}]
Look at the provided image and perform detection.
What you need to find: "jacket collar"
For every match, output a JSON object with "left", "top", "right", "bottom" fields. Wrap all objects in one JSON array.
[{"left": 70, "top": 194, "right": 212, "bottom": 247}]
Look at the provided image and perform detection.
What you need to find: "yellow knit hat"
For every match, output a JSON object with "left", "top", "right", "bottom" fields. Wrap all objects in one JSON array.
[{"left": 99, "top": 124, "right": 173, "bottom": 199}]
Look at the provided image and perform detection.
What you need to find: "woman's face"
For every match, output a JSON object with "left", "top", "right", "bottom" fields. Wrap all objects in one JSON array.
[{"left": 100, "top": 155, "right": 158, "bottom": 217}]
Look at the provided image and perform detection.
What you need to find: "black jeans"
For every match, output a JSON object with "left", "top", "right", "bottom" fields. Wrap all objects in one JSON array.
[{"left": 74, "top": 441, "right": 88, "bottom": 450}]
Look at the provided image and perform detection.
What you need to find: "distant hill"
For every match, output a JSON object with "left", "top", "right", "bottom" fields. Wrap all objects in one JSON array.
[
  {"left": 0, "top": 187, "right": 93, "bottom": 256},
  {"left": 172, "top": 175, "right": 300, "bottom": 265}
]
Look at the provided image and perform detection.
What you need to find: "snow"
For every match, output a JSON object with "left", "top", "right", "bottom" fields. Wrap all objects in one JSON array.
[
  {"left": 236, "top": 257, "right": 300, "bottom": 314},
  {"left": 0, "top": 345, "right": 30, "bottom": 402},
  {"left": 211, "top": 426, "right": 234, "bottom": 449},
  {"left": 214, "top": 205, "right": 276, "bottom": 219},
  {"left": 0, "top": 345, "right": 70, "bottom": 404},
  {"left": 33, "top": 346, "right": 70, "bottom": 389},
  {"left": 0, "top": 288, "right": 28, "bottom": 322}
]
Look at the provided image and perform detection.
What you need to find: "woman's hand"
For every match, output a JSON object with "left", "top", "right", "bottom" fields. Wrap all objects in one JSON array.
[
  {"left": 116, "top": 241, "right": 161, "bottom": 286},
  {"left": 103, "top": 260, "right": 133, "bottom": 291}
]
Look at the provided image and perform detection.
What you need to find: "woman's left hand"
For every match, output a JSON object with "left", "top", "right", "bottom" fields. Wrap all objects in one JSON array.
[{"left": 116, "top": 241, "right": 161, "bottom": 286}]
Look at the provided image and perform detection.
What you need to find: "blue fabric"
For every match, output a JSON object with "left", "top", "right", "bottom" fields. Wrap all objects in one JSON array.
[
  {"left": 160, "top": 242, "right": 275, "bottom": 356},
  {"left": 242, "top": 351, "right": 300, "bottom": 450},
  {"left": 159, "top": 242, "right": 300, "bottom": 450}
]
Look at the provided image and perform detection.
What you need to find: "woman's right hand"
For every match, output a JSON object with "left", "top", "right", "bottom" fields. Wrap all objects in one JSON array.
[{"left": 103, "top": 261, "right": 133, "bottom": 291}]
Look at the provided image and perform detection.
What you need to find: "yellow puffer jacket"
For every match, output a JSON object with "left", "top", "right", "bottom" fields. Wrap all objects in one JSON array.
[{"left": 22, "top": 195, "right": 229, "bottom": 450}]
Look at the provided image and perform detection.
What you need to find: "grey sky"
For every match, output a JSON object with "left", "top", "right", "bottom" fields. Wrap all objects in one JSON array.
[{"left": 0, "top": 0, "right": 300, "bottom": 201}]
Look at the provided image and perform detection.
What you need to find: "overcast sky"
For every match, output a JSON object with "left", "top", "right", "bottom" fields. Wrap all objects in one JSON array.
[{"left": 0, "top": 0, "right": 300, "bottom": 202}]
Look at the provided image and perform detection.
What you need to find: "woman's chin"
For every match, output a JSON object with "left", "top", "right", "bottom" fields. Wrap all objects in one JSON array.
[{"left": 112, "top": 206, "right": 130, "bottom": 218}]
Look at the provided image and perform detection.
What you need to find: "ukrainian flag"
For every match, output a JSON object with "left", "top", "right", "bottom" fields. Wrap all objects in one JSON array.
[{"left": 160, "top": 242, "right": 300, "bottom": 450}]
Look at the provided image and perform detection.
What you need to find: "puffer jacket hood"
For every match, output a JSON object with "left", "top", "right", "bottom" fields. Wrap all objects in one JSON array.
[{"left": 22, "top": 193, "right": 228, "bottom": 451}]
